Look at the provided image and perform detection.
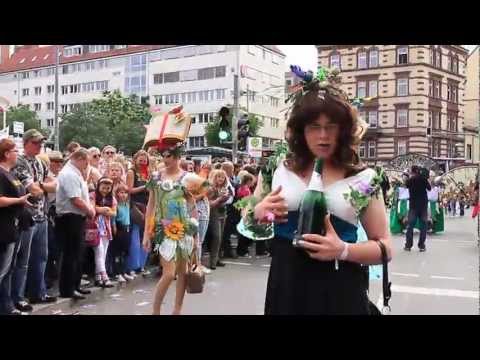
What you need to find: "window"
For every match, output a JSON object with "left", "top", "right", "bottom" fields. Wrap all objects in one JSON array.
[
  {"left": 452, "top": 85, "right": 458, "bottom": 103},
  {"left": 34, "top": 87, "right": 42, "bottom": 96},
  {"left": 467, "top": 144, "right": 472, "bottom": 160},
  {"left": 47, "top": 101, "right": 54, "bottom": 111},
  {"left": 397, "top": 46, "right": 408, "bottom": 64},
  {"left": 154, "top": 95, "right": 162, "bottom": 105},
  {"left": 46, "top": 68, "right": 55, "bottom": 76},
  {"left": 96, "top": 81, "right": 108, "bottom": 91},
  {"left": 61, "top": 104, "right": 68, "bottom": 113},
  {"left": 215, "top": 66, "right": 226, "bottom": 78},
  {"left": 368, "top": 110, "right": 378, "bottom": 128},
  {"left": 22, "top": 88, "right": 29, "bottom": 97},
  {"left": 359, "top": 142, "right": 366, "bottom": 158},
  {"left": 89, "top": 45, "right": 109, "bottom": 53},
  {"left": 431, "top": 140, "right": 441, "bottom": 158},
  {"left": 330, "top": 54, "right": 341, "bottom": 69},
  {"left": 397, "top": 140, "right": 407, "bottom": 155},
  {"left": 208, "top": 90, "right": 214, "bottom": 101},
  {"left": 98, "top": 59, "right": 107, "bottom": 69},
  {"left": 447, "top": 84, "right": 452, "bottom": 101},
  {"left": 69, "top": 84, "right": 80, "bottom": 93},
  {"left": 198, "top": 67, "right": 215, "bottom": 80},
  {"left": 397, "top": 78, "right": 408, "bottom": 96},
  {"left": 430, "top": 110, "right": 441, "bottom": 130},
  {"left": 47, "top": 85, "right": 55, "bottom": 94},
  {"left": 369, "top": 50, "right": 379, "bottom": 67},
  {"left": 452, "top": 56, "right": 459, "bottom": 74},
  {"left": 64, "top": 46, "right": 82, "bottom": 57},
  {"left": 127, "top": 55, "right": 145, "bottom": 72},
  {"left": 163, "top": 71, "right": 180, "bottom": 83},
  {"left": 21, "top": 72, "right": 30, "bottom": 79},
  {"left": 435, "top": 48, "right": 442, "bottom": 68},
  {"left": 189, "top": 136, "right": 205, "bottom": 148},
  {"left": 216, "top": 89, "right": 225, "bottom": 100},
  {"left": 397, "top": 109, "right": 408, "bottom": 127},
  {"left": 358, "top": 51, "right": 367, "bottom": 69},
  {"left": 180, "top": 69, "right": 197, "bottom": 82},
  {"left": 61, "top": 85, "right": 68, "bottom": 95},
  {"left": 357, "top": 81, "right": 367, "bottom": 98},
  {"left": 32, "top": 70, "right": 39, "bottom": 77},
  {"left": 368, "top": 141, "right": 376, "bottom": 158},
  {"left": 153, "top": 73, "right": 163, "bottom": 84},
  {"left": 368, "top": 80, "right": 378, "bottom": 97},
  {"left": 84, "top": 61, "right": 95, "bottom": 71},
  {"left": 47, "top": 118, "right": 54, "bottom": 127},
  {"left": 34, "top": 103, "right": 41, "bottom": 111}
]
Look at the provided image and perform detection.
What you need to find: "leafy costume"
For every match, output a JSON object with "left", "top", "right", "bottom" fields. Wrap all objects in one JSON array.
[{"left": 146, "top": 172, "right": 198, "bottom": 262}]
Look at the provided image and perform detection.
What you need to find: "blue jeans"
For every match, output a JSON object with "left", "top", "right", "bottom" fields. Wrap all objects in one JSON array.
[
  {"left": 126, "top": 224, "right": 148, "bottom": 272},
  {"left": 12, "top": 221, "right": 48, "bottom": 302},
  {"left": 197, "top": 219, "right": 209, "bottom": 260},
  {"left": 0, "top": 242, "right": 18, "bottom": 314}
]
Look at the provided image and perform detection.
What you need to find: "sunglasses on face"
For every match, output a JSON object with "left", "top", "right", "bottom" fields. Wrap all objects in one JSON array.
[
  {"left": 92, "top": 154, "right": 101, "bottom": 159},
  {"left": 105, "top": 151, "right": 115, "bottom": 155}
]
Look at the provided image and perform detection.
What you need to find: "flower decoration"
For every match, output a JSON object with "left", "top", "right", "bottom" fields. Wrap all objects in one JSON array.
[
  {"left": 343, "top": 170, "right": 383, "bottom": 215},
  {"left": 162, "top": 219, "right": 185, "bottom": 241},
  {"left": 160, "top": 179, "right": 174, "bottom": 192}
]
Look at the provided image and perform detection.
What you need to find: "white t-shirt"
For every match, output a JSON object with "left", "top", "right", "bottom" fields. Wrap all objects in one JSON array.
[{"left": 56, "top": 162, "right": 90, "bottom": 216}]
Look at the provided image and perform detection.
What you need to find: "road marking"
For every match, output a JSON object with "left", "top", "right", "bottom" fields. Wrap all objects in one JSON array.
[
  {"left": 391, "top": 272, "right": 420, "bottom": 278},
  {"left": 391, "top": 284, "right": 479, "bottom": 299},
  {"left": 222, "top": 261, "right": 251, "bottom": 266},
  {"left": 430, "top": 275, "right": 465, "bottom": 281}
]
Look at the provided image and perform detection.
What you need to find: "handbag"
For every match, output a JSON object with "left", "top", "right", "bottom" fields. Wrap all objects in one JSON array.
[
  {"left": 85, "top": 217, "right": 100, "bottom": 247},
  {"left": 368, "top": 240, "right": 392, "bottom": 315},
  {"left": 186, "top": 252, "right": 205, "bottom": 294},
  {"left": 131, "top": 202, "right": 146, "bottom": 227}
]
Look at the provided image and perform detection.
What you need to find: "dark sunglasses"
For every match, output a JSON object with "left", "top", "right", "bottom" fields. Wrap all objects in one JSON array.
[
  {"left": 105, "top": 151, "right": 115, "bottom": 155},
  {"left": 92, "top": 154, "right": 101, "bottom": 158}
]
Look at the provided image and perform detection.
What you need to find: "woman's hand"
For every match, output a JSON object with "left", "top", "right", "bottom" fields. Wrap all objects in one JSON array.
[
  {"left": 142, "top": 237, "right": 152, "bottom": 252},
  {"left": 254, "top": 186, "right": 288, "bottom": 223},
  {"left": 298, "top": 214, "right": 345, "bottom": 261}
]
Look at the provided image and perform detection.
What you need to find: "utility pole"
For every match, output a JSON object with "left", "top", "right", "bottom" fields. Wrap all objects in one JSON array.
[
  {"left": 246, "top": 83, "right": 249, "bottom": 113},
  {"left": 54, "top": 45, "right": 60, "bottom": 151},
  {"left": 232, "top": 73, "right": 239, "bottom": 163}
]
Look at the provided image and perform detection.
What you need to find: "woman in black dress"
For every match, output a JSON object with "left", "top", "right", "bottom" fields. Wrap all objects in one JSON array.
[
  {"left": 254, "top": 71, "right": 392, "bottom": 315},
  {"left": 0, "top": 139, "right": 32, "bottom": 315}
]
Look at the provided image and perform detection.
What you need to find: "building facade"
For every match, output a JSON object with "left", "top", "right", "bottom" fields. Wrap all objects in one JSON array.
[
  {"left": 316, "top": 45, "right": 469, "bottom": 170},
  {"left": 0, "top": 45, "right": 286, "bottom": 150},
  {"left": 464, "top": 45, "right": 480, "bottom": 165}
]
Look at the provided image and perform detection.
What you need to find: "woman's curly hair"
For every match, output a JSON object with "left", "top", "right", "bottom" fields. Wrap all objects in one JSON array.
[{"left": 286, "top": 84, "right": 368, "bottom": 176}]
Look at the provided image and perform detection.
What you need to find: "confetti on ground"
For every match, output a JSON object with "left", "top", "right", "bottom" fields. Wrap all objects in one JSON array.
[
  {"left": 110, "top": 294, "right": 121, "bottom": 298},
  {"left": 136, "top": 301, "right": 150, "bottom": 307},
  {"left": 133, "top": 289, "right": 149, "bottom": 294},
  {"left": 81, "top": 304, "right": 97, "bottom": 309}
]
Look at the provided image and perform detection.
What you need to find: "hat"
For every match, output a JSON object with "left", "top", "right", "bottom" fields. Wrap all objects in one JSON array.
[
  {"left": 48, "top": 151, "right": 63, "bottom": 161},
  {"left": 23, "top": 129, "right": 46, "bottom": 143}
]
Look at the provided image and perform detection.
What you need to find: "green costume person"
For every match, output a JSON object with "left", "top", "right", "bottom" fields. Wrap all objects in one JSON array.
[
  {"left": 389, "top": 181, "right": 403, "bottom": 234},
  {"left": 427, "top": 186, "right": 444, "bottom": 233}
]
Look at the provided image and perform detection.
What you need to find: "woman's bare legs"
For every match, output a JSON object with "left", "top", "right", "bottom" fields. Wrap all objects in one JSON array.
[
  {"left": 152, "top": 257, "right": 176, "bottom": 315},
  {"left": 172, "top": 258, "right": 188, "bottom": 315}
]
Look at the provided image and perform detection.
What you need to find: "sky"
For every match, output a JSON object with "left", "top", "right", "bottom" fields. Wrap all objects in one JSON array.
[{"left": 277, "top": 45, "right": 478, "bottom": 72}]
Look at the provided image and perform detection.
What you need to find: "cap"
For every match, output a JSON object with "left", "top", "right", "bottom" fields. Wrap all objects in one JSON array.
[
  {"left": 48, "top": 151, "right": 64, "bottom": 161},
  {"left": 23, "top": 129, "right": 46, "bottom": 143}
]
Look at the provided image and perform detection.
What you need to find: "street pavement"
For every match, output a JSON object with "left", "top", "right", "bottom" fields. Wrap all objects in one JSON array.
[{"left": 34, "top": 209, "right": 478, "bottom": 315}]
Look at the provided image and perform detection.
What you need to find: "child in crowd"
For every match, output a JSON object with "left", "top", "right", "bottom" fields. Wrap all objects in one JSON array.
[
  {"left": 236, "top": 173, "right": 254, "bottom": 199},
  {"left": 108, "top": 161, "right": 125, "bottom": 193},
  {"left": 111, "top": 183, "right": 134, "bottom": 283},
  {"left": 91, "top": 177, "right": 117, "bottom": 288}
]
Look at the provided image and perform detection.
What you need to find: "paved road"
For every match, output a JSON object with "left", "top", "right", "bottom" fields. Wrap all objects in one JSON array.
[{"left": 35, "top": 209, "right": 478, "bottom": 315}]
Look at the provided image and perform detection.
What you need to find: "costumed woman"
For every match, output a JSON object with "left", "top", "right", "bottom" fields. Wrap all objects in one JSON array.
[
  {"left": 251, "top": 66, "right": 392, "bottom": 314},
  {"left": 388, "top": 177, "right": 403, "bottom": 234},
  {"left": 142, "top": 106, "right": 200, "bottom": 315},
  {"left": 396, "top": 171, "right": 410, "bottom": 233},
  {"left": 427, "top": 174, "right": 444, "bottom": 234}
]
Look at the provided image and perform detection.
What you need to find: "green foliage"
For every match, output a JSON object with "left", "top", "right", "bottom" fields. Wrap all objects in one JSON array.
[
  {"left": 5, "top": 104, "right": 49, "bottom": 137},
  {"left": 59, "top": 90, "right": 150, "bottom": 155}
]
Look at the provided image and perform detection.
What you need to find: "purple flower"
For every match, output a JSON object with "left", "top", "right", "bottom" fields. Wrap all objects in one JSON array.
[{"left": 353, "top": 180, "right": 373, "bottom": 195}]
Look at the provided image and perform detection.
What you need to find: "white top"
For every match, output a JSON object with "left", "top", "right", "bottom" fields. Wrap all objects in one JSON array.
[
  {"left": 398, "top": 187, "right": 410, "bottom": 200},
  {"left": 427, "top": 186, "right": 439, "bottom": 201},
  {"left": 56, "top": 162, "right": 90, "bottom": 216},
  {"left": 272, "top": 162, "right": 377, "bottom": 226}
]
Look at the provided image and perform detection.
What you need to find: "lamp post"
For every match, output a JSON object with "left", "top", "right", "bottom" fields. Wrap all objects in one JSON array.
[{"left": 54, "top": 45, "right": 60, "bottom": 151}]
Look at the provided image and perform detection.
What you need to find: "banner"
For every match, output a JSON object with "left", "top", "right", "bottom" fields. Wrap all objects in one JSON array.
[
  {"left": 0, "top": 126, "right": 9, "bottom": 140},
  {"left": 13, "top": 121, "right": 24, "bottom": 135}
]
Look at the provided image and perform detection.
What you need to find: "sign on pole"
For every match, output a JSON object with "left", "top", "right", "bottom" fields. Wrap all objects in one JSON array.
[
  {"left": 13, "top": 121, "right": 24, "bottom": 135},
  {"left": 247, "top": 137, "right": 262, "bottom": 158}
]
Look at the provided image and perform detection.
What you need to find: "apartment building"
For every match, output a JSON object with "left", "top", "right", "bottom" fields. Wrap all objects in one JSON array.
[
  {"left": 0, "top": 45, "right": 286, "bottom": 149},
  {"left": 464, "top": 45, "right": 480, "bottom": 164},
  {"left": 316, "top": 45, "right": 469, "bottom": 169}
]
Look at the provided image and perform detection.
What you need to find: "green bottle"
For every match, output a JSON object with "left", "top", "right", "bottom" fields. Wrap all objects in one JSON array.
[{"left": 292, "top": 158, "right": 328, "bottom": 247}]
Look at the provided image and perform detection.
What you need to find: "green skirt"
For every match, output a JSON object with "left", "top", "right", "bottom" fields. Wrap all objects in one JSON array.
[{"left": 430, "top": 201, "right": 444, "bottom": 233}]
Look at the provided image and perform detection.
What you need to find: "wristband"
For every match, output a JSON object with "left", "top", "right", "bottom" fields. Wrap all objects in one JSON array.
[{"left": 338, "top": 242, "right": 349, "bottom": 261}]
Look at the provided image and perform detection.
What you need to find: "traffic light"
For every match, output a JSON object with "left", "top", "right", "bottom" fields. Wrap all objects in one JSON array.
[
  {"left": 237, "top": 113, "right": 250, "bottom": 151},
  {"left": 218, "top": 106, "right": 231, "bottom": 142}
]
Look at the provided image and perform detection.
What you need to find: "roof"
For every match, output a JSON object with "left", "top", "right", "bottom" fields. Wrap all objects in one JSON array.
[
  {"left": 0, "top": 45, "right": 286, "bottom": 74},
  {"left": 0, "top": 45, "right": 175, "bottom": 74},
  {"left": 262, "top": 45, "right": 285, "bottom": 56}
]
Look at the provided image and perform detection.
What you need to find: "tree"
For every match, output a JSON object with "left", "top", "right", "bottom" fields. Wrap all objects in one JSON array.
[
  {"left": 205, "top": 107, "right": 264, "bottom": 148},
  {"left": 60, "top": 90, "right": 151, "bottom": 155},
  {"left": 5, "top": 104, "right": 50, "bottom": 137}
]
